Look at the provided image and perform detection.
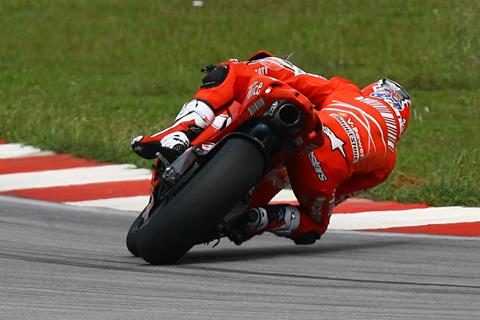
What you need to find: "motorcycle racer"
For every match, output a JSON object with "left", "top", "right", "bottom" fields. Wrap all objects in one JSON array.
[{"left": 131, "top": 51, "right": 411, "bottom": 245}]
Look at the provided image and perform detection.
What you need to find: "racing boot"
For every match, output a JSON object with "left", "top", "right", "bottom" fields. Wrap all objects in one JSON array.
[
  {"left": 230, "top": 205, "right": 302, "bottom": 245},
  {"left": 131, "top": 99, "right": 215, "bottom": 161}
]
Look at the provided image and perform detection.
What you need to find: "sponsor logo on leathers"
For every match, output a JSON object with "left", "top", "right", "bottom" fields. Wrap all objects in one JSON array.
[
  {"left": 330, "top": 113, "right": 362, "bottom": 163},
  {"left": 346, "top": 118, "right": 365, "bottom": 160},
  {"left": 322, "top": 125, "right": 346, "bottom": 159},
  {"left": 308, "top": 151, "right": 327, "bottom": 182}
]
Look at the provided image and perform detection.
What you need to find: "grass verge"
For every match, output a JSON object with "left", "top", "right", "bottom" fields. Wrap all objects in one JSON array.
[{"left": 1, "top": 0, "right": 479, "bottom": 205}]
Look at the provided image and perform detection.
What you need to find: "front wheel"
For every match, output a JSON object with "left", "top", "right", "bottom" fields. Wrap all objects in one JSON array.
[{"left": 135, "top": 137, "right": 266, "bottom": 265}]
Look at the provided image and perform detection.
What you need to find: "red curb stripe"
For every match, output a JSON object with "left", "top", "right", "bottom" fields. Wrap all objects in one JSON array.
[
  {"left": 362, "top": 222, "right": 480, "bottom": 237},
  {"left": 334, "top": 199, "right": 429, "bottom": 213},
  {"left": 0, "top": 180, "right": 151, "bottom": 202},
  {"left": 0, "top": 154, "right": 110, "bottom": 174}
]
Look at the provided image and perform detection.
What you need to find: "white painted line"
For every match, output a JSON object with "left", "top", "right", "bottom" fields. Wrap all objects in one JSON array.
[
  {"left": 0, "top": 143, "right": 54, "bottom": 159},
  {"left": 67, "top": 196, "right": 149, "bottom": 212},
  {"left": 329, "top": 207, "right": 480, "bottom": 230},
  {"left": 0, "top": 165, "right": 152, "bottom": 192}
]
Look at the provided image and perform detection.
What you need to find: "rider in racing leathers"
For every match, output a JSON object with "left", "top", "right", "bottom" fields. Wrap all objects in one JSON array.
[{"left": 131, "top": 50, "right": 412, "bottom": 245}]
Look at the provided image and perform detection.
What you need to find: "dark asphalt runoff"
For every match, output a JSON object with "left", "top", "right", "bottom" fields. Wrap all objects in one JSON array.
[{"left": 1, "top": 195, "right": 479, "bottom": 320}]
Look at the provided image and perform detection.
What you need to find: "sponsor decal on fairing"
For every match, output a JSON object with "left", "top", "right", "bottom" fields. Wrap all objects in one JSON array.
[
  {"left": 264, "top": 100, "right": 280, "bottom": 117},
  {"left": 255, "top": 66, "right": 268, "bottom": 76},
  {"left": 246, "top": 81, "right": 264, "bottom": 100},
  {"left": 247, "top": 98, "right": 265, "bottom": 115}
]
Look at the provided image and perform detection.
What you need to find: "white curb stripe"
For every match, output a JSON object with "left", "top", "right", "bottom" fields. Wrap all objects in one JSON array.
[
  {"left": 66, "top": 190, "right": 300, "bottom": 213},
  {"left": 329, "top": 207, "right": 480, "bottom": 230},
  {"left": 67, "top": 197, "right": 480, "bottom": 230},
  {"left": 0, "top": 164, "right": 151, "bottom": 192},
  {"left": 0, "top": 143, "right": 54, "bottom": 159},
  {"left": 67, "top": 196, "right": 150, "bottom": 212}
]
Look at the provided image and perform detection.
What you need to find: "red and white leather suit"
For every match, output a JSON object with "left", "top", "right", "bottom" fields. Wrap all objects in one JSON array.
[{"left": 133, "top": 51, "right": 411, "bottom": 242}]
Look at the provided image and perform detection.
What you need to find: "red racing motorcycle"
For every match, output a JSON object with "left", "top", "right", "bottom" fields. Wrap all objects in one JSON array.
[{"left": 126, "top": 76, "right": 321, "bottom": 265}]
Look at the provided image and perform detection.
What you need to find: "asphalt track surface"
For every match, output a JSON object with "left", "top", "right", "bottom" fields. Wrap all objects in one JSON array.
[{"left": 1, "top": 196, "right": 479, "bottom": 320}]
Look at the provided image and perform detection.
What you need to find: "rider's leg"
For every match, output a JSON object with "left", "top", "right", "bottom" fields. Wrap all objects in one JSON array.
[
  {"left": 234, "top": 204, "right": 329, "bottom": 245},
  {"left": 235, "top": 124, "right": 349, "bottom": 245},
  {"left": 131, "top": 99, "right": 215, "bottom": 160},
  {"left": 232, "top": 156, "right": 330, "bottom": 245},
  {"left": 131, "top": 63, "right": 239, "bottom": 160}
]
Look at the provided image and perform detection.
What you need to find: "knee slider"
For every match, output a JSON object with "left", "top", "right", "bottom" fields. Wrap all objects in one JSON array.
[{"left": 294, "top": 231, "right": 321, "bottom": 245}]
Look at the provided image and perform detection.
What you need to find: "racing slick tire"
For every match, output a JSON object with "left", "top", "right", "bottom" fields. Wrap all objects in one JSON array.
[{"left": 135, "top": 137, "right": 266, "bottom": 265}]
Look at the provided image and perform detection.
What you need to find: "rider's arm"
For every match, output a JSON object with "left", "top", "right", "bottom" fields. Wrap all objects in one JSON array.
[
  {"left": 285, "top": 75, "right": 359, "bottom": 109},
  {"left": 194, "top": 61, "right": 253, "bottom": 110}
]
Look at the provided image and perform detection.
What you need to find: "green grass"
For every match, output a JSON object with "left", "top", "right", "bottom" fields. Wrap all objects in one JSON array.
[{"left": 1, "top": 0, "right": 479, "bottom": 206}]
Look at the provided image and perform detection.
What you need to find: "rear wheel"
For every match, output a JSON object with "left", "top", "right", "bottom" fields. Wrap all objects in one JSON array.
[{"left": 135, "top": 137, "right": 266, "bottom": 265}]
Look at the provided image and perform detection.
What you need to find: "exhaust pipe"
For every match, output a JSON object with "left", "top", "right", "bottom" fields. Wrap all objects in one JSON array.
[{"left": 272, "top": 101, "right": 303, "bottom": 129}]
